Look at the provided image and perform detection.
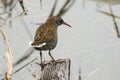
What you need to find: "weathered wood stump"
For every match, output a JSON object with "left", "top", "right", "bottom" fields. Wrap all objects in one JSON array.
[{"left": 39, "top": 59, "right": 71, "bottom": 80}]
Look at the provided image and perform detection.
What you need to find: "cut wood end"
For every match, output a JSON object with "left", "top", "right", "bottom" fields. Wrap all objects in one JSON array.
[
  {"left": 39, "top": 59, "right": 71, "bottom": 80},
  {"left": 35, "top": 59, "right": 71, "bottom": 67}
]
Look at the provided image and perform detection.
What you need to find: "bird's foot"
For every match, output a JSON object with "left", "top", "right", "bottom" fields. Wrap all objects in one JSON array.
[
  {"left": 51, "top": 59, "right": 66, "bottom": 63},
  {"left": 51, "top": 59, "right": 64, "bottom": 64},
  {"left": 40, "top": 62, "right": 47, "bottom": 70},
  {"left": 35, "top": 62, "right": 46, "bottom": 71},
  {"left": 51, "top": 58, "right": 57, "bottom": 62}
]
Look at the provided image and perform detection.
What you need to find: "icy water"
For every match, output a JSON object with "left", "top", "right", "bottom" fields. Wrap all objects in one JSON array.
[{"left": 0, "top": 0, "right": 120, "bottom": 80}]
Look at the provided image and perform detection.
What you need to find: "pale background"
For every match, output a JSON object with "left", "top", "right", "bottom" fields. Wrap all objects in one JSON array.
[{"left": 0, "top": 0, "right": 120, "bottom": 80}]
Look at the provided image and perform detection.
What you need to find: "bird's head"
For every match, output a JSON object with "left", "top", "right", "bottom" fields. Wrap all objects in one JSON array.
[
  {"left": 47, "top": 16, "right": 71, "bottom": 27},
  {"left": 55, "top": 16, "right": 71, "bottom": 27}
]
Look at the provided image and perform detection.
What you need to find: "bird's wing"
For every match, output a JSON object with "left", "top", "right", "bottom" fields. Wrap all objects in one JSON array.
[{"left": 31, "top": 24, "right": 55, "bottom": 46}]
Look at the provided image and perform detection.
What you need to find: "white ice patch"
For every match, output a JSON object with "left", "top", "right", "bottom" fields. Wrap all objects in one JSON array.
[{"left": 29, "top": 41, "right": 46, "bottom": 47}]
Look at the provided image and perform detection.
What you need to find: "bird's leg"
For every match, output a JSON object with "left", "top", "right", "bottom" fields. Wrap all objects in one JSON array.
[
  {"left": 48, "top": 50, "right": 55, "bottom": 61},
  {"left": 40, "top": 50, "right": 42, "bottom": 64},
  {"left": 40, "top": 50, "right": 45, "bottom": 70}
]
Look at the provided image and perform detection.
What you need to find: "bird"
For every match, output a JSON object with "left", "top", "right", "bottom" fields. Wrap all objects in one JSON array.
[{"left": 31, "top": 16, "right": 71, "bottom": 63}]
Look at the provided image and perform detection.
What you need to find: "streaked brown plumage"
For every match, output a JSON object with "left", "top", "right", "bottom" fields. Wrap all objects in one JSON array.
[
  {"left": 31, "top": 16, "right": 71, "bottom": 62},
  {"left": 31, "top": 16, "right": 57, "bottom": 46}
]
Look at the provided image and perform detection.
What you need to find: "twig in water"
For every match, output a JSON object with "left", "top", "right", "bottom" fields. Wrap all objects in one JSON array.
[
  {"left": 0, "top": 25, "right": 13, "bottom": 75},
  {"left": 48, "top": 0, "right": 75, "bottom": 17},
  {"left": 78, "top": 67, "right": 81, "bottom": 80},
  {"left": 96, "top": 10, "right": 120, "bottom": 19},
  {"left": 109, "top": 5, "right": 120, "bottom": 38},
  {"left": 20, "top": 19, "right": 33, "bottom": 39},
  {"left": 5, "top": 72, "right": 10, "bottom": 80},
  {"left": 13, "top": 58, "right": 37, "bottom": 75},
  {"left": 97, "top": 6, "right": 120, "bottom": 38},
  {"left": 13, "top": 47, "right": 35, "bottom": 67},
  {"left": 83, "top": 0, "right": 86, "bottom": 8},
  {"left": 57, "top": 0, "right": 75, "bottom": 17},
  {"left": 48, "top": 0, "right": 58, "bottom": 17},
  {"left": 40, "top": 0, "right": 42, "bottom": 9},
  {"left": 18, "top": 0, "right": 27, "bottom": 15},
  {"left": 68, "top": 59, "right": 71, "bottom": 80},
  {"left": 0, "top": 17, "right": 6, "bottom": 21}
]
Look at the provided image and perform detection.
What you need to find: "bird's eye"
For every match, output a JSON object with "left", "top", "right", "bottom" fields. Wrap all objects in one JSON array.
[
  {"left": 58, "top": 18, "right": 63, "bottom": 24},
  {"left": 55, "top": 17, "right": 63, "bottom": 26},
  {"left": 60, "top": 19, "right": 63, "bottom": 23}
]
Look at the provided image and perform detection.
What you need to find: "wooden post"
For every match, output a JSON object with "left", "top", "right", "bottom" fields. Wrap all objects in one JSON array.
[{"left": 39, "top": 59, "right": 71, "bottom": 80}]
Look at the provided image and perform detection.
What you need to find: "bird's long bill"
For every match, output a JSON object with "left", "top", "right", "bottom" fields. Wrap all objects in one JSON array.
[{"left": 62, "top": 21, "right": 71, "bottom": 27}]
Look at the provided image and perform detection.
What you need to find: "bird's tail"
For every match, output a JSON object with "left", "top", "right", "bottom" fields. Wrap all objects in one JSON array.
[
  {"left": 29, "top": 41, "right": 38, "bottom": 47},
  {"left": 29, "top": 41, "right": 46, "bottom": 47},
  {"left": 31, "top": 42, "right": 38, "bottom": 46}
]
